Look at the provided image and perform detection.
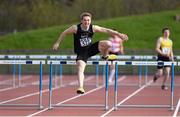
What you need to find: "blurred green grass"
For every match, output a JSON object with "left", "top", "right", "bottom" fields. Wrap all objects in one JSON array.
[{"left": 0, "top": 9, "right": 179, "bottom": 51}]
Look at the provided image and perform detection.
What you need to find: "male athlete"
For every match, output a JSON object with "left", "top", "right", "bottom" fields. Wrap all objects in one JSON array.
[
  {"left": 153, "top": 27, "right": 174, "bottom": 90},
  {"left": 53, "top": 12, "right": 128, "bottom": 94}
]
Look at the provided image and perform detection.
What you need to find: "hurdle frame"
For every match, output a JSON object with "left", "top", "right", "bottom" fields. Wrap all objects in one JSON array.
[
  {"left": 47, "top": 60, "right": 110, "bottom": 110},
  {"left": 113, "top": 61, "right": 177, "bottom": 110},
  {"left": 0, "top": 59, "right": 45, "bottom": 109}
]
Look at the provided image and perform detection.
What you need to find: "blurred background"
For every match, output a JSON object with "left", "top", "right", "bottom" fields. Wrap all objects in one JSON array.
[
  {"left": 0, "top": 0, "right": 180, "bottom": 80},
  {"left": 0, "top": 0, "right": 179, "bottom": 34}
]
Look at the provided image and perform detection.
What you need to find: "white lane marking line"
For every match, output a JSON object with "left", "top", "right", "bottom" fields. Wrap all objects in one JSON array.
[
  {"left": 26, "top": 75, "right": 126, "bottom": 117},
  {"left": 0, "top": 75, "right": 33, "bottom": 85},
  {"left": 0, "top": 75, "right": 36, "bottom": 92},
  {"left": 26, "top": 86, "right": 104, "bottom": 117},
  {"left": 100, "top": 80, "right": 153, "bottom": 117},
  {"left": 0, "top": 88, "right": 48, "bottom": 105},
  {"left": 0, "top": 87, "right": 18, "bottom": 92},
  {"left": 173, "top": 98, "right": 180, "bottom": 117},
  {"left": 0, "top": 75, "right": 96, "bottom": 104}
]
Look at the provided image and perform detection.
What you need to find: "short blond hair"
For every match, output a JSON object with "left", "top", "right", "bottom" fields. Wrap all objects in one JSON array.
[{"left": 80, "top": 12, "right": 92, "bottom": 20}]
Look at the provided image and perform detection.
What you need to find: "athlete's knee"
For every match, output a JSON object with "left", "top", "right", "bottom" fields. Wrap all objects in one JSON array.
[
  {"left": 164, "top": 71, "right": 170, "bottom": 76},
  {"left": 157, "top": 70, "right": 163, "bottom": 77},
  {"left": 77, "top": 60, "right": 86, "bottom": 70},
  {"left": 99, "top": 40, "right": 112, "bottom": 48}
]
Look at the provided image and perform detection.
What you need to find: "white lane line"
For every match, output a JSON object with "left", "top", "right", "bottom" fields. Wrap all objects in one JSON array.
[
  {"left": 0, "top": 88, "right": 48, "bottom": 105},
  {"left": 56, "top": 76, "right": 126, "bottom": 106},
  {"left": 31, "top": 75, "right": 94, "bottom": 86},
  {"left": 173, "top": 98, "right": 180, "bottom": 117},
  {"left": 26, "top": 86, "right": 104, "bottom": 117},
  {"left": 0, "top": 75, "right": 35, "bottom": 92},
  {"left": 0, "top": 87, "right": 18, "bottom": 92},
  {"left": 31, "top": 78, "right": 49, "bottom": 85},
  {"left": 0, "top": 75, "right": 33, "bottom": 85},
  {"left": 26, "top": 75, "right": 126, "bottom": 117},
  {"left": 100, "top": 80, "right": 153, "bottom": 117},
  {"left": 0, "top": 75, "right": 97, "bottom": 104}
]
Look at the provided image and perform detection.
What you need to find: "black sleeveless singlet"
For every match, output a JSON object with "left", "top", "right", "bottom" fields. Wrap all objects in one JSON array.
[{"left": 73, "top": 23, "right": 94, "bottom": 53}]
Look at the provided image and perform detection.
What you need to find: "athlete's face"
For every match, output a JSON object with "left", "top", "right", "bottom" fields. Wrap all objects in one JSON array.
[
  {"left": 163, "top": 29, "right": 170, "bottom": 38},
  {"left": 81, "top": 16, "right": 91, "bottom": 29}
]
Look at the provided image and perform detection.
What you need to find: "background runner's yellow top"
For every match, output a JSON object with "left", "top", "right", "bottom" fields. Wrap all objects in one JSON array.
[{"left": 160, "top": 37, "right": 173, "bottom": 54}]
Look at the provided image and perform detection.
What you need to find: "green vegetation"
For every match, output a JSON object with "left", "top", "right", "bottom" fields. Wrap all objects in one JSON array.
[{"left": 0, "top": 9, "right": 179, "bottom": 51}]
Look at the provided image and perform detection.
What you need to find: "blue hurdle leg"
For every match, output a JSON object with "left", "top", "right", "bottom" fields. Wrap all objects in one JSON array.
[
  {"left": 49, "top": 62, "right": 53, "bottom": 109},
  {"left": 96, "top": 64, "right": 99, "bottom": 87},
  {"left": 59, "top": 64, "right": 62, "bottom": 87},
  {"left": 39, "top": 61, "right": 43, "bottom": 109},
  {"left": 18, "top": 64, "right": 21, "bottom": 87},
  {"left": 105, "top": 62, "right": 109, "bottom": 110},
  {"left": 103, "top": 65, "right": 106, "bottom": 86},
  {"left": 114, "top": 62, "right": 118, "bottom": 110},
  {"left": 170, "top": 62, "right": 175, "bottom": 110},
  {"left": 54, "top": 64, "right": 58, "bottom": 88}
]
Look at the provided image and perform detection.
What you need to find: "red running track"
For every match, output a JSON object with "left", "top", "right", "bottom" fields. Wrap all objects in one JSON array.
[{"left": 0, "top": 74, "right": 180, "bottom": 116}]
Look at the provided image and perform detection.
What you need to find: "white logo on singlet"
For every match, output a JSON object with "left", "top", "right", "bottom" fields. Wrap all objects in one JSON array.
[{"left": 80, "top": 35, "right": 92, "bottom": 47}]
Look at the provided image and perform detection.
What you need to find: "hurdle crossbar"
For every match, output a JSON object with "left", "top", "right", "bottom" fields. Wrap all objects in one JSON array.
[
  {"left": 0, "top": 60, "right": 45, "bottom": 109},
  {"left": 47, "top": 60, "right": 110, "bottom": 110},
  {"left": 114, "top": 61, "right": 177, "bottom": 110},
  {"left": 1, "top": 54, "right": 180, "bottom": 60},
  {"left": 0, "top": 60, "right": 45, "bottom": 64}
]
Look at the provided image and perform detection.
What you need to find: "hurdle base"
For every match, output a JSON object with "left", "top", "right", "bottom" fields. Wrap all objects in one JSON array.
[
  {"left": 0, "top": 104, "right": 43, "bottom": 109},
  {"left": 39, "top": 105, "right": 44, "bottom": 110},
  {"left": 51, "top": 104, "right": 106, "bottom": 110},
  {"left": 53, "top": 104, "right": 105, "bottom": 107},
  {"left": 116, "top": 104, "right": 171, "bottom": 108}
]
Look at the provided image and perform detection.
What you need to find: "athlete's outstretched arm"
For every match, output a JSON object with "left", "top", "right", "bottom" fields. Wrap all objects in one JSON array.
[
  {"left": 170, "top": 43, "right": 174, "bottom": 61},
  {"left": 93, "top": 25, "right": 128, "bottom": 41},
  {"left": 53, "top": 25, "right": 77, "bottom": 50}
]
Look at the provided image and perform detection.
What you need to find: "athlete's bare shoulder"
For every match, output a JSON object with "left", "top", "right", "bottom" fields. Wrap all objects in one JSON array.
[
  {"left": 63, "top": 25, "right": 77, "bottom": 34},
  {"left": 92, "top": 25, "right": 103, "bottom": 32},
  {"left": 157, "top": 37, "right": 163, "bottom": 42}
]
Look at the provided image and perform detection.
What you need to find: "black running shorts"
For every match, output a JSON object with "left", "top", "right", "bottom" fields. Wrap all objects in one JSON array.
[
  {"left": 157, "top": 55, "right": 171, "bottom": 69},
  {"left": 76, "top": 41, "right": 100, "bottom": 62}
]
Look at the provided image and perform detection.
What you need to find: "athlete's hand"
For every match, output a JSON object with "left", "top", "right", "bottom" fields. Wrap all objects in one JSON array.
[
  {"left": 122, "top": 34, "right": 128, "bottom": 41},
  {"left": 118, "top": 33, "right": 128, "bottom": 41},
  {"left": 53, "top": 43, "right": 59, "bottom": 51}
]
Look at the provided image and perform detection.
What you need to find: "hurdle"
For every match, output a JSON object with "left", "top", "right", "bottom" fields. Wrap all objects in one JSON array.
[
  {"left": 47, "top": 60, "right": 110, "bottom": 110},
  {"left": 49, "top": 55, "right": 101, "bottom": 88},
  {"left": 0, "top": 59, "right": 45, "bottom": 109},
  {"left": 31, "top": 54, "right": 180, "bottom": 88},
  {"left": 113, "top": 61, "right": 177, "bottom": 110},
  {"left": 48, "top": 55, "right": 76, "bottom": 88}
]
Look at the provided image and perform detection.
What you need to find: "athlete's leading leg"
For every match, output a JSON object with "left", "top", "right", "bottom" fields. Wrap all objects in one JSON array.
[
  {"left": 162, "top": 67, "right": 170, "bottom": 90},
  {"left": 109, "top": 62, "right": 115, "bottom": 83},
  {"left": 153, "top": 68, "right": 163, "bottom": 82}
]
